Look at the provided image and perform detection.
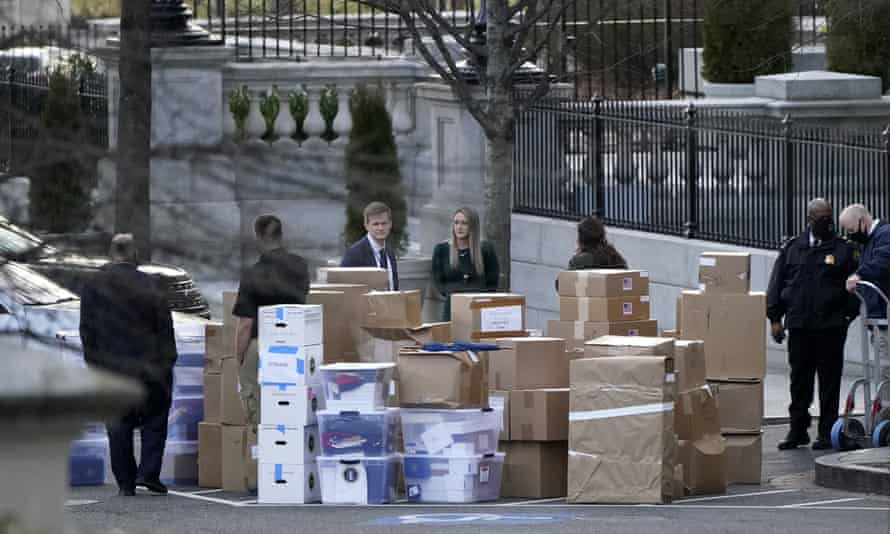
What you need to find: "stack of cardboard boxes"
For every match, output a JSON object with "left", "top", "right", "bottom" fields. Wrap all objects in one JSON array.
[
  {"left": 548, "top": 270, "right": 658, "bottom": 350},
  {"left": 492, "top": 338, "right": 571, "bottom": 498},
  {"left": 678, "top": 252, "right": 766, "bottom": 486},
  {"left": 450, "top": 293, "right": 528, "bottom": 342}
]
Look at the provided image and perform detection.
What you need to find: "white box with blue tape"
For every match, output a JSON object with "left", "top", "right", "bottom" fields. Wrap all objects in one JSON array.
[
  {"left": 258, "top": 463, "right": 321, "bottom": 504},
  {"left": 259, "top": 305, "right": 324, "bottom": 348},
  {"left": 258, "top": 424, "right": 319, "bottom": 465},
  {"left": 258, "top": 344, "right": 324, "bottom": 386},
  {"left": 260, "top": 384, "right": 324, "bottom": 427}
]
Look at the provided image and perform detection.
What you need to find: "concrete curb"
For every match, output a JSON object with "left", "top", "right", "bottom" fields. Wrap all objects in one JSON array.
[{"left": 814, "top": 449, "right": 890, "bottom": 496}]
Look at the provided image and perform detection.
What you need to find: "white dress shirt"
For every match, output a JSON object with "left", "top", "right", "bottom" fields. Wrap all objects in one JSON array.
[{"left": 367, "top": 233, "right": 395, "bottom": 291}]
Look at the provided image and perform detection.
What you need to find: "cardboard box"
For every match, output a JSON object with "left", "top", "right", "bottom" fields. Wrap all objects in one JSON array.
[
  {"left": 203, "top": 371, "right": 222, "bottom": 424},
  {"left": 205, "top": 322, "right": 232, "bottom": 373},
  {"left": 397, "top": 348, "right": 488, "bottom": 408},
  {"left": 311, "top": 283, "right": 371, "bottom": 362},
  {"left": 317, "top": 267, "right": 389, "bottom": 291},
  {"left": 584, "top": 335, "right": 674, "bottom": 358},
  {"left": 258, "top": 305, "right": 324, "bottom": 349},
  {"left": 221, "top": 358, "right": 247, "bottom": 426},
  {"left": 307, "top": 290, "right": 355, "bottom": 364},
  {"left": 491, "top": 338, "right": 570, "bottom": 390},
  {"left": 699, "top": 252, "right": 750, "bottom": 295},
  {"left": 568, "top": 356, "right": 675, "bottom": 504},
  {"left": 673, "top": 462, "right": 685, "bottom": 499},
  {"left": 723, "top": 433, "right": 763, "bottom": 484},
  {"left": 364, "top": 290, "right": 423, "bottom": 329},
  {"left": 509, "top": 388, "right": 570, "bottom": 441},
  {"left": 222, "top": 425, "right": 258, "bottom": 492},
  {"left": 257, "top": 424, "right": 319, "bottom": 465},
  {"left": 662, "top": 329, "right": 679, "bottom": 339},
  {"left": 490, "top": 390, "right": 510, "bottom": 442},
  {"left": 501, "top": 441, "right": 568, "bottom": 498},
  {"left": 679, "top": 291, "right": 766, "bottom": 380},
  {"left": 223, "top": 291, "right": 238, "bottom": 332},
  {"left": 675, "top": 340, "right": 707, "bottom": 392},
  {"left": 260, "top": 384, "right": 322, "bottom": 427},
  {"left": 675, "top": 385, "right": 721, "bottom": 441},
  {"left": 358, "top": 322, "right": 451, "bottom": 363},
  {"left": 547, "top": 319, "right": 659, "bottom": 350},
  {"left": 678, "top": 436, "right": 727, "bottom": 495},
  {"left": 557, "top": 269, "right": 650, "bottom": 297},
  {"left": 258, "top": 463, "right": 321, "bottom": 504},
  {"left": 559, "top": 295, "right": 651, "bottom": 322},
  {"left": 709, "top": 379, "right": 764, "bottom": 433},
  {"left": 198, "top": 422, "right": 222, "bottom": 488},
  {"left": 451, "top": 293, "right": 527, "bottom": 341}
]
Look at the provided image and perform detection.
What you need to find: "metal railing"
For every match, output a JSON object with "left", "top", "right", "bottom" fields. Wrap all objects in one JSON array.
[{"left": 513, "top": 97, "right": 890, "bottom": 250}]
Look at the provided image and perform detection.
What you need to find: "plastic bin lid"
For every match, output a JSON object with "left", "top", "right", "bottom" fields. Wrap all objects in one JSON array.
[
  {"left": 317, "top": 454, "right": 402, "bottom": 464},
  {"left": 401, "top": 407, "right": 495, "bottom": 414},
  {"left": 318, "top": 407, "right": 400, "bottom": 417},
  {"left": 320, "top": 363, "right": 396, "bottom": 371},
  {"left": 403, "top": 452, "right": 505, "bottom": 460}
]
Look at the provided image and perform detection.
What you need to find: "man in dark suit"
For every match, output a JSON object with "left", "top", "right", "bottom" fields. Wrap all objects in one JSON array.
[
  {"left": 341, "top": 201, "right": 399, "bottom": 290},
  {"left": 80, "top": 234, "right": 178, "bottom": 497}
]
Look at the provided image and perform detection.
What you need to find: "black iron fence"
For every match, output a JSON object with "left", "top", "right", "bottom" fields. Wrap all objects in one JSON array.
[{"left": 513, "top": 97, "right": 890, "bottom": 250}]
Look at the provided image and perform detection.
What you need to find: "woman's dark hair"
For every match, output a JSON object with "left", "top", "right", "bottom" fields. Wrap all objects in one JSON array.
[{"left": 577, "top": 216, "right": 607, "bottom": 251}]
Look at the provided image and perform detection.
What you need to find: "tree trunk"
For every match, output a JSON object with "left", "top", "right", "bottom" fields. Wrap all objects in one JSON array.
[{"left": 116, "top": 0, "right": 153, "bottom": 261}]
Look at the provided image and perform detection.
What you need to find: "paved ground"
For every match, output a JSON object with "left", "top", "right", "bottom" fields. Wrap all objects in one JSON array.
[{"left": 65, "top": 426, "right": 889, "bottom": 534}]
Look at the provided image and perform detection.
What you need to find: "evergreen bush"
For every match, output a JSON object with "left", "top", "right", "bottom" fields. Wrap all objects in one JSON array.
[
  {"left": 343, "top": 85, "right": 408, "bottom": 252},
  {"left": 702, "top": 0, "right": 793, "bottom": 84},
  {"left": 826, "top": 0, "right": 890, "bottom": 92}
]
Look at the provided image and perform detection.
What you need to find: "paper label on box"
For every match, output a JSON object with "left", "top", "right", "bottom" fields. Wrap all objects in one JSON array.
[
  {"left": 640, "top": 271, "right": 650, "bottom": 278},
  {"left": 480, "top": 465, "right": 490, "bottom": 484},
  {"left": 666, "top": 372, "right": 676, "bottom": 384},
  {"left": 699, "top": 283, "right": 707, "bottom": 291},
  {"left": 622, "top": 277, "right": 633, "bottom": 291},
  {"left": 699, "top": 257, "right": 717, "bottom": 267},
  {"left": 622, "top": 303, "right": 633, "bottom": 316},
  {"left": 640, "top": 296, "right": 650, "bottom": 302},
  {"left": 479, "top": 305, "right": 523, "bottom": 333}
]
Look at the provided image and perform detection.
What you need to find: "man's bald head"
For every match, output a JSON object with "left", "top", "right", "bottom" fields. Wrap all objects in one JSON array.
[
  {"left": 839, "top": 204, "right": 873, "bottom": 234},
  {"left": 807, "top": 198, "right": 832, "bottom": 221}
]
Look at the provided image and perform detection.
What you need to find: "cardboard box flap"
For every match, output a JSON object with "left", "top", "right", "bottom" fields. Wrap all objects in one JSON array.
[
  {"left": 557, "top": 269, "right": 650, "bottom": 297},
  {"left": 364, "top": 290, "right": 423, "bottom": 329},
  {"left": 397, "top": 348, "right": 488, "bottom": 408},
  {"left": 362, "top": 322, "right": 451, "bottom": 343},
  {"left": 585, "top": 335, "right": 675, "bottom": 357}
]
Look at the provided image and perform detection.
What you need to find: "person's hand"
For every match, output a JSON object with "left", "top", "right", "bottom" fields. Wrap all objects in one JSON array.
[
  {"left": 846, "top": 273, "right": 861, "bottom": 293},
  {"left": 771, "top": 321, "right": 785, "bottom": 344}
]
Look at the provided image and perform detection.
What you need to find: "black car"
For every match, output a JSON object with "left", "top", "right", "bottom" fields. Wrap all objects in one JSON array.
[{"left": 0, "top": 216, "right": 211, "bottom": 318}]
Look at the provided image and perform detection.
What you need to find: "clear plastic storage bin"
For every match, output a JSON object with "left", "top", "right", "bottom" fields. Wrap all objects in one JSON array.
[
  {"left": 319, "top": 363, "right": 395, "bottom": 411},
  {"left": 317, "top": 455, "right": 401, "bottom": 504},
  {"left": 167, "top": 395, "right": 203, "bottom": 441},
  {"left": 159, "top": 440, "right": 198, "bottom": 486},
  {"left": 317, "top": 409, "right": 401, "bottom": 457},
  {"left": 403, "top": 453, "right": 504, "bottom": 503},
  {"left": 400, "top": 408, "right": 500, "bottom": 456},
  {"left": 69, "top": 436, "right": 107, "bottom": 486}
]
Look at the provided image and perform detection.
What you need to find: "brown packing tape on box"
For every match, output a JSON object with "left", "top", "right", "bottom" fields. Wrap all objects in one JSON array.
[
  {"left": 557, "top": 269, "right": 650, "bottom": 298},
  {"left": 584, "top": 335, "right": 675, "bottom": 358},
  {"left": 451, "top": 293, "right": 527, "bottom": 342},
  {"left": 674, "top": 384, "right": 721, "bottom": 441},
  {"left": 364, "top": 290, "right": 424, "bottom": 329},
  {"left": 220, "top": 358, "right": 246, "bottom": 426},
  {"left": 317, "top": 267, "right": 389, "bottom": 291},
  {"left": 509, "top": 388, "right": 570, "bottom": 441},
  {"left": 198, "top": 422, "right": 222, "bottom": 488},
  {"left": 674, "top": 340, "right": 706, "bottom": 392},
  {"left": 221, "top": 425, "right": 257, "bottom": 492},
  {"left": 709, "top": 379, "right": 764, "bottom": 433},
  {"left": 699, "top": 252, "right": 751, "bottom": 295},
  {"left": 491, "top": 338, "right": 569, "bottom": 390},
  {"left": 501, "top": 441, "right": 568, "bottom": 498},
  {"left": 559, "top": 296, "right": 651, "bottom": 322},
  {"left": 547, "top": 320, "right": 659, "bottom": 350},
  {"left": 398, "top": 348, "right": 488, "bottom": 408},
  {"left": 203, "top": 372, "right": 222, "bottom": 424},
  {"left": 723, "top": 433, "right": 763, "bottom": 484}
]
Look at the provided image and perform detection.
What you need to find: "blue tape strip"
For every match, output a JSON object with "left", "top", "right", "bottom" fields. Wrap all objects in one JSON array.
[
  {"left": 268, "top": 345, "right": 299, "bottom": 355},
  {"left": 276, "top": 307, "right": 284, "bottom": 321},
  {"left": 260, "top": 381, "right": 298, "bottom": 388},
  {"left": 275, "top": 464, "right": 283, "bottom": 481},
  {"left": 277, "top": 424, "right": 285, "bottom": 434},
  {"left": 297, "top": 359, "right": 305, "bottom": 375}
]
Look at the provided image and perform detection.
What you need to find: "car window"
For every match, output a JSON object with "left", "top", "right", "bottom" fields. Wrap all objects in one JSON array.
[
  {"left": 0, "top": 261, "right": 78, "bottom": 305},
  {"left": 0, "top": 222, "right": 44, "bottom": 257}
]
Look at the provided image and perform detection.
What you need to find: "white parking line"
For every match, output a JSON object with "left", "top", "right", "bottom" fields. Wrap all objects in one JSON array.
[
  {"left": 781, "top": 497, "right": 867, "bottom": 508},
  {"left": 167, "top": 490, "right": 252, "bottom": 507},
  {"left": 678, "top": 489, "right": 799, "bottom": 503},
  {"left": 64, "top": 499, "right": 99, "bottom": 506},
  {"left": 190, "top": 489, "right": 225, "bottom": 495},
  {"left": 500, "top": 498, "right": 567, "bottom": 506}
]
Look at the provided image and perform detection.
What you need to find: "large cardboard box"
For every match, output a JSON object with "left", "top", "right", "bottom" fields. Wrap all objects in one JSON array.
[
  {"left": 491, "top": 338, "right": 570, "bottom": 390},
  {"left": 568, "top": 356, "right": 675, "bottom": 504},
  {"left": 364, "top": 290, "right": 423, "bottom": 329},
  {"left": 560, "top": 295, "right": 650, "bottom": 322},
  {"left": 699, "top": 252, "right": 750, "bottom": 295},
  {"left": 557, "top": 269, "right": 650, "bottom": 297},
  {"left": 678, "top": 437, "right": 727, "bottom": 495},
  {"left": 451, "top": 293, "right": 526, "bottom": 341},
  {"left": 307, "top": 290, "right": 354, "bottom": 364},
  {"left": 203, "top": 371, "right": 222, "bottom": 424},
  {"left": 501, "top": 441, "right": 568, "bottom": 498},
  {"left": 723, "top": 433, "right": 763, "bottom": 484},
  {"left": 311, "top": 283, "right": 370, "bottom": 362},
  {"left": 222, "top": 425, "right": 258, "bottom": 492},
  {"left": 709, "top": 379, "right": 764, "bottom": 433},
  {"left": 398, "top": 348, "right": 488, "bottom": 408},
  {"left": 317, "top": 267, "right": 389, "bottom": 291},
  {"left": 675, "top": 340, "right": 707, "bottom": 392},
  {"left": 509, "top": 388, "right": 570, "bottom": 441},
  {"left": 679, "top": 291, "right": 766, "bottom": 380},
  {"left": 198, "top": 422, "right": 222, "bottom": 488},
  {"left": 584, "top": 335, "right": 674, "bottom": 358},
  {"left": 490, "top": 390, "right": 510, "bottom": 441},
  {"left": 548, "top": 319, "right": 658, "bottom": 350},
  {"left": 205, "top": 322, "right": 232, "bottom": 373},
  {"left": 221, "top": 358, "right": 247, "bottom": 426},
  {"left": 675, "top": 385, "right": 721, "bottom": 441}
]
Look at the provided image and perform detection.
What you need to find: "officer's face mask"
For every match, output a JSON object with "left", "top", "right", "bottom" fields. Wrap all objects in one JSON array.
[
  {"left": 847, "top": 219, "right": 869, "bottom": 245},
  {"left": 810, "top": 216, "right": 835, "bottom": 241}
]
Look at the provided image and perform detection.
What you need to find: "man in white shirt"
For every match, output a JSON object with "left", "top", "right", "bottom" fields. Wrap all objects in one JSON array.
[{"left": 341, "top": 201, "right": 399, "bottom": 290}]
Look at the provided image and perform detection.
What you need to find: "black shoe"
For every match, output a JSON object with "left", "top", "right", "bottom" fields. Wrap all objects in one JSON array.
[
  {"left": 777, "top": 432, "right": 810, "bottom": 450},
  {"left": 136, "top": 479, "right": 168, "bottom": 495},
  {"left": 812, "top": 438, "right": 833, "bottom": 450},
  {"left": 118, "top": 488, "right": 136, "bottom": 497}
]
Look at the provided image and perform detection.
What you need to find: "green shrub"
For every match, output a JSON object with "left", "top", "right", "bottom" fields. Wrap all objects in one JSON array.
[
  {"left": 702, "top": 0, "right": 793, "bottom": 83},
  {"left": 826, "top": 0, "right": 890, "bottom": 92},
  {"left": 343, "top": 85, "right": 408, "bottom": 252}
]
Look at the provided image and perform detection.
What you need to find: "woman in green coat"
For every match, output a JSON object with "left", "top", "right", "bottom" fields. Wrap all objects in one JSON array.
[{"left": 432, "top": 207, "right": 500, "bottom": 321}]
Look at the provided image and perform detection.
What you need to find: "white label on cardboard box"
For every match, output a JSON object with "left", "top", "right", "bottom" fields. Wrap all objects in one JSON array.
[
  {"left": 699, "top": 283, "right": 707, "bottom": 291},
  {"left": 623, "top": 277, "right": 634, "bottom": 291},
  {"left": 699, "top": 257, "right": 717, "bottom": 267},
  {"left": 479, "top": 305, "right": 523, "bottom": 333},
  {"left": 623, "top": 302, "right": 633, "bottom": 315},
  {"left": 640, "top": 271, "right": 650, "bottom": 278},
  {"left": 640, "top": 296, "right": 650, "bottom": 302},
  {"left": 666, "top": 372, "right": 676, "bottom": 384}
]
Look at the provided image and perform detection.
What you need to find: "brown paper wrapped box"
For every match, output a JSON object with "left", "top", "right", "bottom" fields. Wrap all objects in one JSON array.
[
  {"left": 547, "top": 320, "right": 659, "bottom": 350},
  {"left": 491, "top": 338, "right": 569, "bottom": 390},
  {"left": 222, "top": 425, "right": 257, "bottom": 492},
  {"left": 198, "top": 422, "right": 222, "bottom": 488},
  {"left": 205, "top": 322, "right": 232, "bottom": 373},
  {"left": 398, "top": 348, "right": 488, "bottom": 408},
  {"left": 699, "top": 252, "right": 750, "bottom": 295},
  {"left": 568, "top": 356, "right": 676, "bottom": 504},
  {"left": 709, "top": 379, "right": 764, "bottom": 433},
  {"left": 584, "top": 335, "right": 674, "bottom": 358},
  {"left": 678, "top": 437, "right": 727, "bottom": 496},
  {"left": 451, "top": 293, "right": 526, "bottom": 341},
  {"left": 364, "top": 290, "right": 423, "bottom": 329},
  {"left": 674, "top": 340, "right": 706, "bottom": 392},
  {"left": 490, "top": 390, "right": 510, "bottom": 441},
  {"left": 203, "top": 371, "right": 222, "bottom": 424},
  {"left": 675, "top": 385, "right": 721, "bottom": 441},
  {"left": 317, "top": 267, "right": 389, "bottom": 291},
  {"left": 509, "top": 388, "right": 569, "bottom": 441},
  {"left": 221, "top": 358, "right": 247, "bottom": 426},
  {"left": 501, "top": 441, "right": 568, "bottom": 498},
  {"left": 723, "top": 433, "right": 763, "bottom": 484},
  {"left": 557, "top": 269, "right": 650, "bottom": 297},
  {"left": 560, "top": 295, "right": 651, "bottom": 322},
  {"left": 679, "top": 291, "right": 766, "bottom": 380}
]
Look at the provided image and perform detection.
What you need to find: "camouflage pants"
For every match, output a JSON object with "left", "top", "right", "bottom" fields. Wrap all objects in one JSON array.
[{"left": 238, "top": 339, "right": 260, "bottom": 426}]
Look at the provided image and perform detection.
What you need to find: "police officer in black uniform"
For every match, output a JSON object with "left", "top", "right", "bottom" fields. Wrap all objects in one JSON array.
[{"left": 767, "top": 198, "right": 859, "bottom": 450}]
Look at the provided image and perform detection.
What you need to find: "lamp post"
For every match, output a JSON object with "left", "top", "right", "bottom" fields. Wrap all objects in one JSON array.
[{"left": 149, "top": 0, "right": 221, "bottom": 46}]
